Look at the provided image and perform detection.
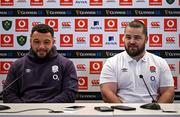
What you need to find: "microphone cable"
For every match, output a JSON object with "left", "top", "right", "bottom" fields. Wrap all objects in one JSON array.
[
  {"left": 139, "top": 74, "right": 156, "bottom": 103},
  {"left": 1, "top": 73, "right": 24, "bottom": 95},
  {"left": 0, "top": 108, "right": 63, "bottom": 113}
]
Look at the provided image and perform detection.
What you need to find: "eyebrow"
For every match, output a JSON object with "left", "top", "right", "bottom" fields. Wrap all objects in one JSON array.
[
  {"left": 134, "top": 35, "right": 142, "bottom": 37},
  {"left": 33, "top": 39, "right": 39, "bottom": 41}
]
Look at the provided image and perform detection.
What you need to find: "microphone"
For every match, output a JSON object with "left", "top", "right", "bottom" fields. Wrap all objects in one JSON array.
[
  {"left": 0, "top": 69, "right": 32, "bottom": 110},
  {"left": 139, "top": 74, "right": 161, "bottom": 110}
]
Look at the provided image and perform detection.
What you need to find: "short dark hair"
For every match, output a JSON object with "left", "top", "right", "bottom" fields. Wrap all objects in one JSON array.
[
  {"left": 31, "top": 24, "right": 54, "bottom": 37},
  {"left": 125, "top": 20, "right": 147, "bottom": 37}
]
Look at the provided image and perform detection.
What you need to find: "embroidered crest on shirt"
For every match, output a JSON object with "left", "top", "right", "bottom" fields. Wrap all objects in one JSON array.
[
  {"left": 149, "top": 66, "right": 156, "bottom": 73},
  {"left": 150, "top": 76, "right": 156, "bottom": 81},
  {"left": 52, "top": 65, "right": 59, "bottom": 80},
  {"left": 52, "top": 65, "right": 59, "bottom": 73}
]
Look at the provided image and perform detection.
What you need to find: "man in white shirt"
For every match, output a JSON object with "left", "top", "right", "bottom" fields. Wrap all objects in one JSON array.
[{"left": 100, "top": 20, "right": 174, "bottom": 103}]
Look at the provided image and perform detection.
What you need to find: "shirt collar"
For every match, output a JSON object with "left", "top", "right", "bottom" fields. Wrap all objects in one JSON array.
[{"left": 141, "top": 51, "right": 148, "bottom": 62}]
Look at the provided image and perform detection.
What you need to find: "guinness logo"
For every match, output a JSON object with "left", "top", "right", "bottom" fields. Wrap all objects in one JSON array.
[
  {"left": 17, "top": 35, "right": 27, "bottom": 46},
  {"left": 2, "top": 20, "right": 12, "bottom": 31}
]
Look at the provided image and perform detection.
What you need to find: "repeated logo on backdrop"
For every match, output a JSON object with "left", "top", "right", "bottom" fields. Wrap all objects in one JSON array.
[
  {"left": 90, "top": 0, "right": 102, "bottom": 6},
  {"left": 166, "top": 36, "right": 175, "bottom": 44},
  {"left": 30, "top": 0, "right": 43, "bottom": 6},
  {"left": 0, "top": 0, "right": 179, "bottom": 7},
  {"left": 164, "top": 18, "right": 177, "bottom": 32},
  {"left": 151, "top": 21, "right": 160, "bottom": 28},
  {"left": 60, "top": 0, "right": 73, "bottom": 6},
  {"left": 149, "top": 34, "right": 163, "bottom": 47},
  {"left": 2, "top": 17, "right": 179, "bottom": 49},
  {"left": 45, "top": 19, "right": 58, "bottom": 32},
  {"left": 15, "top": 19, "right": 29, "bottom": 32},
  {"left": 0, "top": 61, "right": 13, "bottom": 74},
  {"left": 119, "top": 0, "right": 132, "bottom": 6},
  {"left": 78, "top": 76, "right": 88, "bottom": 90},
  {"left": 17, "top": 35, "right": 27, "bottom": 46},
  {"left": 76, "top": 64, "right": 86, "bottom": 71},
  {"left": 89, "top": 61, "right": 103, "bottom": 74},
  {"left": 166, "top": 0, "right": 175, "bottom": 5},
  {"left": 62, "top": 21, "right": 71, "bottom": 29},
  {"left": 2, "top": 20, "right": 12, "bottom": 31},
  {"left": 119, "top": 34, "right": 124, "bottom": 47},
  {"left": 104, "top": 19, "right": 118, "bottom": 32},
  {"left": 75, "top": 19, "right": 88, "bottom": 32},
  {"left": 0, "top": 34, "right": 14, "bottom": 47},
  {"left": 90, "top": 34, "right": 103, "bottom": 47},
  {"left": 60, "top": 34, "right": 73, "bottom": 47},
  {"left": 0, "top": 0, "right": 14, "bottom": 6},
  {"left": 149, "top": 0, "right": 162, "bottom": 6}
]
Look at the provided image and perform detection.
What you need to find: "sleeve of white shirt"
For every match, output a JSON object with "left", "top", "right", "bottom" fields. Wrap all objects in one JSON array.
[
  {"left": 100, "top": 58, "right": 117, "bottom": 84},
  {"left": 159, "top": 59, "right": 174, "bottom": 87}
]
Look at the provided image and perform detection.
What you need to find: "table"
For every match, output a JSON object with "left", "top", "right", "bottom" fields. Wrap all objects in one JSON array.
[{"left": 0, "top": 103, "right": 179, "bottom": 117}]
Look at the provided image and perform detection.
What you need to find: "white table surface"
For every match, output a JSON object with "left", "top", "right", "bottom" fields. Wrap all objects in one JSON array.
[{"left": 0, "top": 103, "right": 179, "bottom": 117}]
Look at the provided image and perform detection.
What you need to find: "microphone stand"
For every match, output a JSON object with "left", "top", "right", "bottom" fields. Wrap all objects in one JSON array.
[
  {"left": 0, "top": 93, "right": 11, "bottom": 111},
  {"left": 0, "top": 73, "right": 25, "bottom": 111},
  {"left": 0, "top": 102, "right": 10, "bottom": 111},
  {"left": 139, "top": 75, "right": 161, "bottom": 110}
]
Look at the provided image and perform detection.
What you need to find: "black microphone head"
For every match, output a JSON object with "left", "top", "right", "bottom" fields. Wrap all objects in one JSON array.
[{"left": 139, "top": 74, "right": 143, "bottom": 79}]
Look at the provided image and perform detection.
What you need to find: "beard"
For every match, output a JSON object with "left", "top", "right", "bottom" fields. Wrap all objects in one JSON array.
[
  {"left": 125, "top": 43, "right": 145, "bottom": 57},
  {"left": 32, "top": 48, "right": 52, "bottom": 59}
]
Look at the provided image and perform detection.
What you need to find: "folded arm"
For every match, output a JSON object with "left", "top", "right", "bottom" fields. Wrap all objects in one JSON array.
[
  {"left": 157, "top": 59, "right": 174, "bottom": 103},
  {"left": 100, "top": 82, "right": 123, "bottom": 103},
  {"left": 157, "top": 87, "right": 174, "bottom": 103}
]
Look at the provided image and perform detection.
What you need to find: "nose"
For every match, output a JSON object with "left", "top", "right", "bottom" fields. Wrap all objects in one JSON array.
[
  {"left": 39, "top": 43, "right": 45, "bottom": 49},
  {"left": 129, "top": 38, "right": 135, "bottom": 44}
]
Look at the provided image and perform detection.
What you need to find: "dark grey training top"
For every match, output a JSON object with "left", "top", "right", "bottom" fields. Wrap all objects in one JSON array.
[{"left": 3, "top": 46, "right": 78, "bottom": 103}]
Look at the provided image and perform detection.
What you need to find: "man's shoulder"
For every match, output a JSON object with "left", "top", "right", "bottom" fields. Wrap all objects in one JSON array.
[
  {"left": 146, "top": 52, "right": 166, "bottom": 64},
  {"left": 107, "top": 51, "right": 125, "bottom": 61},
  {"left": 146, "top": 52, "right": 165, "bottom": 61},
  {"left": 9, "top": 56, "right": 28, "bottom": 72},
  {"left": 57, "top": 54, "right": 73, "bottom": 64},
  {"left": 104, "top": 51, "right": 126, "bottom": 66},
  {"left": 13, "top": 56, "right": 27, "bottom": 66}
]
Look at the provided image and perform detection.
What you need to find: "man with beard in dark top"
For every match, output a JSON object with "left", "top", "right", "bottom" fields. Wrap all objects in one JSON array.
[{"left": 3, "top": 24, "right": 78, "bottom": 103}]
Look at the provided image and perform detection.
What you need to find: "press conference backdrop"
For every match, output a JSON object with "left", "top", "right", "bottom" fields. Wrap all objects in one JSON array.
[{"left": 0, "top": 0, "right": 180, "bottom": 101}]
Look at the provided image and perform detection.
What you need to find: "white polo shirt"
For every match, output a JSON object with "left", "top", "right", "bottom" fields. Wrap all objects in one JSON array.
[{"left": 100, "top": 51, "right": 174, "bottom": 103}]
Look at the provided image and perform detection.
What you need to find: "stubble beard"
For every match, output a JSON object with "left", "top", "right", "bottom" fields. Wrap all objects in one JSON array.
[
  {"left": 33, "top": 48, "right": 52, "bottom": 59},
  {"left": 125, "top": 44, "right": 145, "bottom": 57}
]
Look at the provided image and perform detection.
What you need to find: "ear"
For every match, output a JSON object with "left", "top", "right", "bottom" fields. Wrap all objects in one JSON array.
[
  {"left": 52, "top": 38, "right": 55, "bottom": 44},
  {"left": 30, "top": 37, "right": 32, "bottom": 47},
  {"left": 122, "top": 35, "right": 125, "bottom": 42},
  {"left": 30, "top": 35, "right": 33, "bottom": 42},
  {"left": 145, "top": 36, "right": 148, "bottom": 44},
  {"left": 30, "top": 34, "right": 32, "bottom": 42}
]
